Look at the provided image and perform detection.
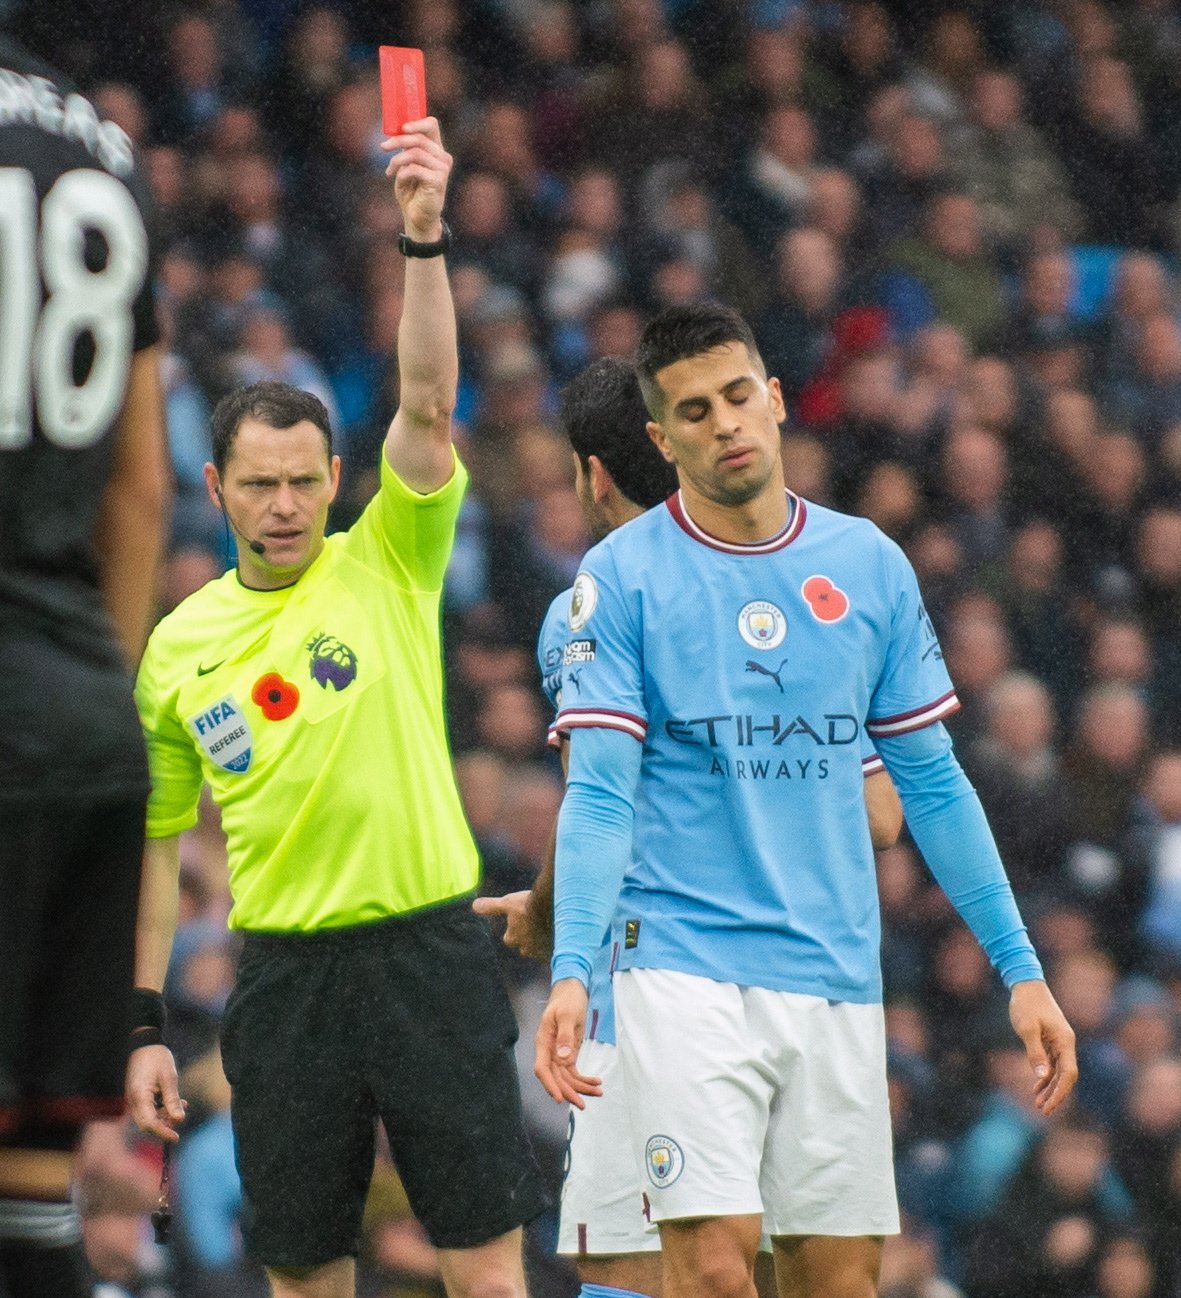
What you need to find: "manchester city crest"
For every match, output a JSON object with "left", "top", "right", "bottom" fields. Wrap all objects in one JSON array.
[
  {"left": 738, "top": 599, "right": 787, "bottom": 650},
  {"left": 644, "top": 1134, "right": 685, "bottom": 1188}
]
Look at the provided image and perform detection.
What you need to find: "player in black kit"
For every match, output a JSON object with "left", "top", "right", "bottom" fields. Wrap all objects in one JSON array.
[{"left": 0, "top": 34, "right": 170, "bottom": 1298}]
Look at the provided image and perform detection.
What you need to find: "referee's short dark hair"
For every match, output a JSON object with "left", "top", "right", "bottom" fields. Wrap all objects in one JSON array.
[
  {"left": 636, "top": 303, "right": 765, "bottom": 419},
  {"left": 212, "top": 381, "right": 334, "bottom": 474},
  {"left": 560, "top": 358, "right": 678, "bottom": 510}
]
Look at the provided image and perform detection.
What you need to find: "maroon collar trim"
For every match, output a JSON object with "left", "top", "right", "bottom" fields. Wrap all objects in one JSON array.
[{"left": 665, "top": 490, "right": 806, "bottom": 554}]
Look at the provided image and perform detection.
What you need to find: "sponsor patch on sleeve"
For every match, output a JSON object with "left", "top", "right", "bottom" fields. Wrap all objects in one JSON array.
[{"left": 562, "top": 638, "right": 597, "bottom": 665}]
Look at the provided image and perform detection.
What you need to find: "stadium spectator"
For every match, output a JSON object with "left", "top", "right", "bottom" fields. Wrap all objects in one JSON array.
[
  {"left": 948, "top": 69, "right": 1081, "bottom": 252},
  {"left": 963, "top": 1114, "right": 1133, "bottom": 1298},
  {"left": 904, "top": 10, "right": 986, "bottom": 128},
  {"left": 964, "top": 672, "right": 1073, "bottom": 903},
  {"left": 860, "top": 109, "right": 948, "bottom": 252},
  {"left": 1112, "top": 1053, "right": 1181, "bottom": 1289},
  {"left": 938, "top": 425, "right": 1010, "bottom": 575},
  {"left": 882, "top": 191, "right": 1007, "bottom": 351},
  {"left": 1057, "top": 55, "right": 1164, "bottom": 251},
  {"left": 152, "top": 11, "right": 250, "bottom": 146},
  {"left": 756, "top": 226, "right": 845, "bottom": 401},
  {"left": 1136, "top": 751, "right": 1181, "bottom": 967},
  {"left": 1050, "top": 948, "right": 1128, "bottom": 1122},
  {"left": 823, "top": 2, "right": 906, "bottom": 152},
  {"left": 1094, "top": 252, "right": 1175, "bottom": 398},
  {"left": 727, "top": 103, "right": 823, "bottom": 255}
]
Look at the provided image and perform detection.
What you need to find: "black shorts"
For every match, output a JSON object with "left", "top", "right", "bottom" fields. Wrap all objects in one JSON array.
[
  {"left": 220, "top": 898, "right": 548, "bottom": 1267},
  {"left": 0, "top": 797, "right": 145, "bottom": 1143}
]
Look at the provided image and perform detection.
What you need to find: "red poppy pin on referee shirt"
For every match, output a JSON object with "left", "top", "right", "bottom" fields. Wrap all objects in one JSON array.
[{"left": 252, "top": 672, "right": 300, "bottom": 721}]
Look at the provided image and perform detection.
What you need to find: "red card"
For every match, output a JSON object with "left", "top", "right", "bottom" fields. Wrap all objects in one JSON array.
[{"left": 379, "top": 46, "right": 427, "bottom": 135}]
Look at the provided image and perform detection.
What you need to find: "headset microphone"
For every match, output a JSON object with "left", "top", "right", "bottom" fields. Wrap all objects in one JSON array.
[{"left": 215, "top": 488, "right": 267, "bottom": 556}]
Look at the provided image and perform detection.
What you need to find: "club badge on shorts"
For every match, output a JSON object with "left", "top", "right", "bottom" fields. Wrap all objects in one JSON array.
[
  {"left": 189, "top": 694, "right": 252, "bottom": 773},
  {"left": 645, "top": 1134, "right": 685, "bottom": 1188}
]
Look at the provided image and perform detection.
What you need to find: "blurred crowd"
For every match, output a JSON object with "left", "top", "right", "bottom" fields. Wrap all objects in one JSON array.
[{"left": 9, "top": 0, "right": 1181, "bottom": 1293}]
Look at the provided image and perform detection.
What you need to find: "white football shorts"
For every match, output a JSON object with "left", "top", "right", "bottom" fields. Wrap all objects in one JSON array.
[
  {"left": 557, "top": 1037, "right": 661, "bottom": 1256},
  {"left": 614, "top": 967, "right": 900, "bottom": 1238}
]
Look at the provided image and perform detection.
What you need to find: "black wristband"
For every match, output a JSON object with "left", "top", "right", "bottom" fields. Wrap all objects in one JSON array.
[
  {"left": 398, "top": 219, "right": 452, "bottom": 258},
  {"left": 130, "top": 987, "right": 167, "bottom": 1049}
]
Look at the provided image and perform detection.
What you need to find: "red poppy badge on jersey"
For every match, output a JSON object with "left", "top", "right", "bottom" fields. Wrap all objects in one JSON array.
[
  {"left": 802, "top": 575, "right": 849, "bottom": 623},
  {"left": 251, "top": 672, "right": 300, "bottom": 721}
]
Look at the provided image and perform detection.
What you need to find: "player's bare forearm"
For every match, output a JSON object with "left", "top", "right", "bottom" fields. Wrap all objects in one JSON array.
[
  {"left": 472, "top": 881, "right": 553, "bottom": 960},
  {"left": 135, "top": 835, "right": 182, "bottom": 992},
  {"left": 525, "top": 860, "right": 556, "bottom": 962},
  {"left": 381, "top": 117, "right": 457, "bottom": 492},
  {"left": 96, "top": 346, "right": 171, "bottom": 664},
  {"left": 864, "top": 769, "right": 903, "bottom": 849}
]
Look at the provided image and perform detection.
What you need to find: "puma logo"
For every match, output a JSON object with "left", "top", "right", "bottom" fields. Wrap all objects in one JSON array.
[{"left": 745, "top": 658, "right": 788, "bottom": 693}]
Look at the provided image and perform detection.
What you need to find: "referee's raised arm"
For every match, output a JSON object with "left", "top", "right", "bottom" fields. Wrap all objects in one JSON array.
[{"left": 380, "top": 116, "right": 457, "bottom": 494}]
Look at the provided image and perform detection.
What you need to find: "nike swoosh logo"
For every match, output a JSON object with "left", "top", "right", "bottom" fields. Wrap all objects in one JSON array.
[{"left": 196, "top": 660, "right": 226, "bottom": 677}]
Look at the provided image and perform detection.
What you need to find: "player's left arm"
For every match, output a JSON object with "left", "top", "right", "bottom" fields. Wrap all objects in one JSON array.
[
  {"left": 381, "top": 116, "right": 457, "bottom": 494},
  {"left": 95, "top": 345, "right": 171, "bottom": 664},
  {"left": 869, "top": 535, "right": 1075, "bottom": 1112},
  {"left": 877, "top": 722, "right": 1077, "bottom": 1113}
]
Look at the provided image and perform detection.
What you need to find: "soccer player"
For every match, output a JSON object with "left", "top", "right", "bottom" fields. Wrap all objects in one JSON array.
[
  {"left": 536, "top": 304, "right": 1077, "bottom": 1298},
  {"left": 125, "top": 118, "right": 546, "bottom": 1298},
  {"left": 478, "top": 358, "right": 903, "bottom": 1298},
  {"left": 0, "top": 34, "right": 170, "bottom": 1298}
]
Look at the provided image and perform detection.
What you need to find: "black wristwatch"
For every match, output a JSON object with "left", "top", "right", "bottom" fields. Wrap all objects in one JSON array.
[{"left": 399, "top": 220, "right": 452, "bottom": 258}]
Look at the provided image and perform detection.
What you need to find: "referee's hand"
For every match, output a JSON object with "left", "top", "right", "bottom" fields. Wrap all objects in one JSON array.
[
  {"left": 534, "top": 978, "right": 602, "bottom": 1108},
  {"left": 126, "top": 1044, "right": 186, "bottom": 1143}
]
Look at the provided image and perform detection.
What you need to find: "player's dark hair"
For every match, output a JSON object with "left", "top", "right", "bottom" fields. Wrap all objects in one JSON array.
[
  {"left": 560, "top": 358, "right": 678, "bottom": 509},
  {"left": 211, "top": 381, "right": 333, "bottom": 474},
  {"left": 635, "top": 303, "right": 765, "bottom": 418}
]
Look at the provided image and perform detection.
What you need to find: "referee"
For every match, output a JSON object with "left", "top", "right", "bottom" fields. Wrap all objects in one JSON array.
[{"left": 125, "top": 117, "right": 546, "bottom": 1298}]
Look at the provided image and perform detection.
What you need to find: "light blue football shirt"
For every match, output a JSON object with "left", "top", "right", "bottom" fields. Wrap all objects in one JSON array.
[
  {"left": 552, "top": 491, "right": 958, "bottom": 1004},
  {"left": 540, "top": 554, "right": 892, "bottom": 1035}
]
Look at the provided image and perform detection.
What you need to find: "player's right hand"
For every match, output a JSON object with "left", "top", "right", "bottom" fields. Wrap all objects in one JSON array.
[
  {"left": 125, "top": 1044, "right": 186, "bottom": 1143},
  {"left": 534, "top": 978, "right": 602, "bottom": 1108},
  {"left": 473, "top": 890, "right": 550, "bottom": 959}
]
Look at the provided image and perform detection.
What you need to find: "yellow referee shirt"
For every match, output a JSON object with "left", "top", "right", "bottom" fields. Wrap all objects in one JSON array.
[{"left": 135, "top": 451, "right": 480, "bottom": 931}]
